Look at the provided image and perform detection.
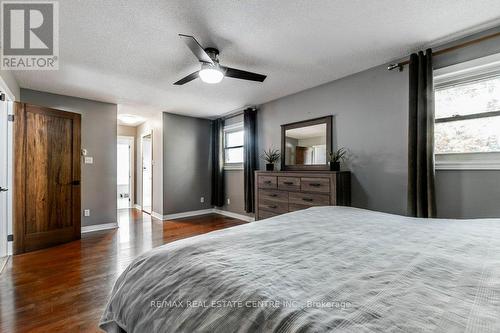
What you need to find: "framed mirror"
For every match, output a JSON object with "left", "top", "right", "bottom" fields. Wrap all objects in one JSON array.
[{"left": 281, "top": 116, "right": 332, "bottom": 170}]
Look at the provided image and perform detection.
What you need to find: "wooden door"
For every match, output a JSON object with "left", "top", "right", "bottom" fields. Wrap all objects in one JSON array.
[{"left": 14, "top": 103, "right": 81, "bottom": 254}]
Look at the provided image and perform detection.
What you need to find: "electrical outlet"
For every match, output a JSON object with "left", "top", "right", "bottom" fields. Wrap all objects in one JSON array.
[
  {"left": 200, "top": 197, "right": 204, "bottom": 203},
  {"left": 227, "top": 198, "right": 231, "bottom": 205},
  {"left": 84, "top": 209, "right": 90, "bottom": 217}
]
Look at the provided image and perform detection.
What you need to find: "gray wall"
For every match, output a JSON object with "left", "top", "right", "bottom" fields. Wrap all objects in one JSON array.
[
  {"left": 258, "top": 65, "right": 409, "bottom": 215},
  {"left": 252, "top": 26, "right": 500, "bottom": 218},
  {"left": 136, "top": 114, "right": 163, "bottom": 215},
  {"left": 436, "top": 171, "right": 500, "bottom": 219},
  {"left": 20, "top": 89, "right": 118, "bottom": 226},
  {"left": 162, "top": 112, "right": 212, "bottom": 215}
]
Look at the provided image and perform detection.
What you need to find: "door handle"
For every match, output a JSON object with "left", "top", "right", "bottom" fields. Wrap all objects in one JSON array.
[
  {"left": 0, "top": 187, "right": 8, "bottom": 192},
  {"left": 72, "top": 180, "right": 81, "bottom": 186}
]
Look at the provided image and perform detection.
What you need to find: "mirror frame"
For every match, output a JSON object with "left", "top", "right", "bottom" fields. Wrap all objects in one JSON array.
[{"left": 281, "top": 115, "right": 332, "bottom": 171}]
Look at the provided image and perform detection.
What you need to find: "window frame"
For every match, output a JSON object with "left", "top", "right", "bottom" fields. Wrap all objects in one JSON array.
[
  {"left": 434, "top": 53, "right": 500, "bottom": 170},
  {"left": 223, "top": 121, "right": 244, "bottom": 170}
]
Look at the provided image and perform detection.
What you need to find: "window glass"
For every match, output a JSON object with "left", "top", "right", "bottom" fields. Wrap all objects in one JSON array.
[
  {"left": 435, "top": 76, "right": 500, "bottom": 118},
  {"left": 434, "top": 74, "right": 500, "bottom": 154},
  {"left": 225, "top": 130, "right": 244, "bottom": 148},
  {"left": 435, "top": 116, "right": 500, "bottom": 153},
  {"left": 223, "top": 122, "right": 244, "bottom": 165},
  {"left": 224, "top": 147, "right": 244, "bottom": 164}
]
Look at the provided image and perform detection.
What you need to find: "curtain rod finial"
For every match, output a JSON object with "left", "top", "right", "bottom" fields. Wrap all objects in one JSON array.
[{"left": 388, "top": 63, "right": 404, "bottom": 71}]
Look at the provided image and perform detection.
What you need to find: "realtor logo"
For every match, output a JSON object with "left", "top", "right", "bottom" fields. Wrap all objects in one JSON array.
[{"left": 1, "top": 1, "right": 58, "bottom": 70}]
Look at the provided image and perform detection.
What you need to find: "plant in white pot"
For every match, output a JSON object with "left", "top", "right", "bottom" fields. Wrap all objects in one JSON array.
[{"left": 261, "top": 148, "right": 280, "bottom": 171}]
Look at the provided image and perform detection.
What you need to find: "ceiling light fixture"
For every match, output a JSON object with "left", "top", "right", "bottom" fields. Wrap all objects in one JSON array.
[
  {"left": 118, "top": 114, "right": 145, "bottom": 125},
  {"left": 199, "top": 64, "right": 224, "bottom": 84}
]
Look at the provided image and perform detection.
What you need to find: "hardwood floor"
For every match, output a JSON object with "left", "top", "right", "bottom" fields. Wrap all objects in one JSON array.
[{"left": 0, "top": 209, "right": 247, "bottom": 332}]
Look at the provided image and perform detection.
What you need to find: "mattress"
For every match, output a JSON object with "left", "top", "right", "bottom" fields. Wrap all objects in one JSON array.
[{"left": 100, "top": 206, "right": 500, "bottom": 332}]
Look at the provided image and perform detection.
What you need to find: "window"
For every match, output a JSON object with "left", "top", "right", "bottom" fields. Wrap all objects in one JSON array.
[
  {"left": 434, "top": 54, "right": 500, "bottom": 170},
  {"left": 224, "top": 122, "right": 244, "bottom": 169}
]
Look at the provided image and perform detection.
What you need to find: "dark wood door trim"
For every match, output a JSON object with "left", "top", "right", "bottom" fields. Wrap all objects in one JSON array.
[{"left": 14, "top": 103, "right": 81, "bottom": 254}]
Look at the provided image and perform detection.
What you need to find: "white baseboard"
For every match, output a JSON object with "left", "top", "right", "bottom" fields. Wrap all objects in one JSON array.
[
  {"left": 213, "top": 209, "right": 255, "bottom": 222},
  {"left": 133, "top": 204, "right": 142, "bottom": 210},
  {"left": 152, "top": 208, "right": 255, "bottom": 222},
  {"left": 81, "top": 222, "right": 118, "bottom": 233},
  {"left": 161, "top": 209, "right": 215, "bottom": 220},
  {"left": 151, "top": 211, "right": 164, "bottom": 220}
]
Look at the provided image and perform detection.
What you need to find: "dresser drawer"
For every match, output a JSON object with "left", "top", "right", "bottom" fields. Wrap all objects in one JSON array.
[
  {"left": 278, "top": 177, "right": 300, "bottom": 191},
  {"left": 259, "top": 189, "right": 288, "bottom": 203},
  {"left": 301, "top": 177, "right": 330, "bottom": 193},
  {"left": 258, "top": 176, "right": 277, "bottom": 189},
  {"left": 258, "top": 210, "right": 279, "bottom": 220},
  {"left": 289, "top": 192, "right": 330, "bottom": 206},
  {"left": 259, "top": 200, "right": 288, "bottom": 214}
]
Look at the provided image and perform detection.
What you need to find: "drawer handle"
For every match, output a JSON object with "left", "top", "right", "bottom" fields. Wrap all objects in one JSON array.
[
  {"left": 268, "top": 205, "right": 278, "bottom": 209},
  {"left": 283, "top": 181, "right": 294, "bottom": 185},
  {"left": 264, "top": 180, "right": 272, "bottom": 184},
  {"left": 309, "top": 183, "right": 322, "bottom": 187},
  {"left": 302, "top": 198, "right": 314, "bottom": 202},
  {"left": 270, "top": 194, "right": 278, "bottom": 197}
]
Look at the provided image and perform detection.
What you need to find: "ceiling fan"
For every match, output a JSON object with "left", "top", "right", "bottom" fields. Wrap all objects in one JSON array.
[{"left": 174, "top": 34, "right": 267, "bottom": 85}]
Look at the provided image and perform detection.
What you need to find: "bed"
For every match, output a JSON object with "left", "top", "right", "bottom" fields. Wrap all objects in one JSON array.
[{"left": 100, "top": 206, "right": 500, "bottom": 332}]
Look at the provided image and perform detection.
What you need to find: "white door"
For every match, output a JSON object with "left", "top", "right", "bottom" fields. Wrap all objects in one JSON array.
[
  {"left": 117, "top": 138, "right": 132, "bottom": 209},
  {"left": 0, "top": 95, "right": 8, "bottom": 258},
  {"left": 142, "top": 134, "right": 152, "bottom": 214}
]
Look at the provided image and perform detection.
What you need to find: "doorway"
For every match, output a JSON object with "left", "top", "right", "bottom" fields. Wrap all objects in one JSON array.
[
  {"left": 117, "top": 136, "right": 134, "bottom": 209},
  {"left": 141, "top": 133, "right": 152, "bottom": 214},
  {"left": 0, "top": 93, "right": 9, "bottom": 260}
]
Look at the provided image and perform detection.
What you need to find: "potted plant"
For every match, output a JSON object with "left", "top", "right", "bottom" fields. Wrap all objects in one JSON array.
[
  {"left": 328, "top": 147, "right": 347, "bottom": 171},
  {"left": 261, "top": 148, "right": 280, "bottom": 171}
]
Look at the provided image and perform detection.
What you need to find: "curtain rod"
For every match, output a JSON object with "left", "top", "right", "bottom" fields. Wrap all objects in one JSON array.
[
  {"left": 388, "top": 31, "right": 500, "bottom": 71},
  {"left": 221, "top": 106, "right": 257, "bottom": 120}
]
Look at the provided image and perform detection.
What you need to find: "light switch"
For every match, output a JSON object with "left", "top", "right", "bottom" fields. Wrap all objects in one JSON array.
[
  {"left": 84, "top": 209, "right": 90, "bottom": 217},
  {"left": 84, "top": 156, "right": 93, "bottom": 164}
]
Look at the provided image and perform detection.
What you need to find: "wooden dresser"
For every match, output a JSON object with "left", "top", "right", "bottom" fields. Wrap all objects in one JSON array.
[{"left": 255, "top": 171, "right": 351, "bottom": 220}]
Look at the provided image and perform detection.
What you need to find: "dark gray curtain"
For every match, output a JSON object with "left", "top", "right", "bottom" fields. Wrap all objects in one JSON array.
[
  {"left": 407, "top": 49, "right": 437, "bottom": 218},
  {"left": 211, "top": 118, "right": 225, "bottom": 207},
  {"left": 243, "top": 108, "right": 257, "bottom": 213}
]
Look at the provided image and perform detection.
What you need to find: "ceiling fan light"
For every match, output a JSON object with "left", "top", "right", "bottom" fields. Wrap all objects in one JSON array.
[{"left": 199, "top": 68, "right": 224, "bottom": 84}]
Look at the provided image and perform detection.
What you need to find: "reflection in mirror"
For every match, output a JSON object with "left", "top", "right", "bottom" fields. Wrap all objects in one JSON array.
[{"left": 285, "top": 124, "right": 327, "bottom": 165}]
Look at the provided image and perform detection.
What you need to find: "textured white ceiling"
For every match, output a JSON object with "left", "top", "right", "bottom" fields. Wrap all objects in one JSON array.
[{"left": 12, "top": 0, "right": 500, "bottom": 118}]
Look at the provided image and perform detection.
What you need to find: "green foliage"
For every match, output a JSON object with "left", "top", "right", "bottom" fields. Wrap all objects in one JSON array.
[
  {"left": 261, "top": 148, "right": 281, "bottom": 164},
  {"left": 328, "top": 147, "right": 347, "bottom": 163}
]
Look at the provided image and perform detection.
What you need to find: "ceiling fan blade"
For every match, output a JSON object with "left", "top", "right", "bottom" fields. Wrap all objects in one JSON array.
[
  {"left": 173, "top": 71, "right": 199, "bottom": 85},
  {"left": 178, "top": 34, "right": 214, "bottom": 64},
  {"left": 222, "top": 66, "right": 267, "bottom": 82}
]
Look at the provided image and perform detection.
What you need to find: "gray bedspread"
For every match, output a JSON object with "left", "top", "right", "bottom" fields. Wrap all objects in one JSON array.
[{"left": 100, "top": 206, "right": 500, "bottom": 332}]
